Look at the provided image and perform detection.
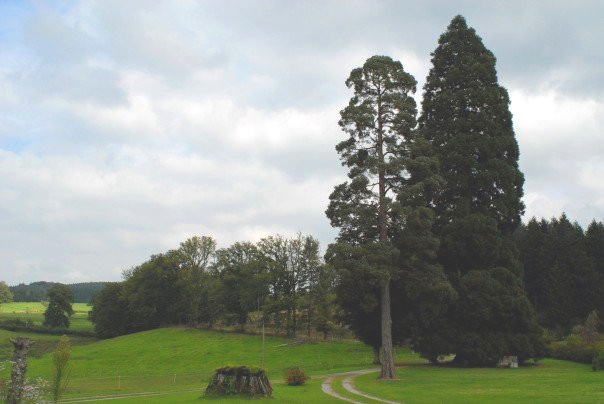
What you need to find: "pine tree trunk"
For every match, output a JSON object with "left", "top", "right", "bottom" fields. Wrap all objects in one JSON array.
[
  {"left": 377, "top": 91, "right": 396, "bottom": 379},
  {"left": 380, "top": 278, "right": 396, "bottom": 378}
]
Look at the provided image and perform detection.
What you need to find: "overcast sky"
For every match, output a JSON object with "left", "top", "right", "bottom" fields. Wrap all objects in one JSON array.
[{"left": 1, "top": 1, "right": 603, "bottom": 285}]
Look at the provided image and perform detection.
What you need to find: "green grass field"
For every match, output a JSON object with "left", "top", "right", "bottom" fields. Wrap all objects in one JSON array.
[
  {"left": 0, "top": 301, "right": 93, "bottom": 332},
  {"left": 23, "top": 327, "right": 403, "bottom": 396},
  {"left": 353, "top": 359, "right": 604, "bottom": 403},
  {"left": 0, "top": 311, "right": 602, "bottom": 402}
]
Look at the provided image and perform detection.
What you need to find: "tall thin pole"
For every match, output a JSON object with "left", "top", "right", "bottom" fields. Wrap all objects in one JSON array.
[
  {"left": 262, "top": 319, "right": 265, "bottom": 369},
  {"left": 259, "top": 293, "right": 265, "bottom": 369}
]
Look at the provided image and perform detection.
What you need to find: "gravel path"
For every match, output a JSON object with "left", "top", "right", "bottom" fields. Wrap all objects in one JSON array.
[{"left": 341, "top": 371, "right": 401, "bottom": 403}]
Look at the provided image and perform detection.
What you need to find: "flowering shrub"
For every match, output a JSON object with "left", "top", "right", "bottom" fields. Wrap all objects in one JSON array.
[{"left": 0, "top": 360, "right": 48, "bottom": 403}]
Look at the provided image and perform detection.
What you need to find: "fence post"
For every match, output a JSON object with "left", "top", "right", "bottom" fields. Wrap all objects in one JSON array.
[
  {"left": 118, "top": 375, "right": 121, "bottom": 389},
  {"left": 174, "top": 373, "right": 176, "bottom": 384}
]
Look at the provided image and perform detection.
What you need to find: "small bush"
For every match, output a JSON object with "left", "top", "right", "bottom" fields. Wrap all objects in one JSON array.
[
  {"left": 285, "top": 367, "right": 309, "bottom": 386},
  {"left": 548, "top": 334, "right": 604, "bottom": 365}
]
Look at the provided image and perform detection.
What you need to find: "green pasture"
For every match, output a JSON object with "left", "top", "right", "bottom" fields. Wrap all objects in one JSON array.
[
  {"left": 1, "top": 325, "right": 602, "bottom": 402},
  {"left": 107, "top": 379, "right": 340, "bottom": 403},
  {"left": 19, "top": 326, "right": 405, "bottom": 398},
  {"left": 354, "top": 359, "right": 604, "bottom": 403},
  {"left": 0, "top": 301, "right": 93, "bottom": 332}
]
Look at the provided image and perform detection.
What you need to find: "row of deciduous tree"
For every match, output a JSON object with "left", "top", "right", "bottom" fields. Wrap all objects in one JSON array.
[{"left": 89, "top": 234, "right": 335, "bottom": 339}]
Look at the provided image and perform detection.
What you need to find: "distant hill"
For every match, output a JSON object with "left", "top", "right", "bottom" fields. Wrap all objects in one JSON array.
[{"left": 9, "top": 281, "right": 109, "bottom": 303}]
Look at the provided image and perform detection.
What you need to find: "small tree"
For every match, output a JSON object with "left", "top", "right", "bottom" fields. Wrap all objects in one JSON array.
[
  {"left": 51, "top": 335, "right": 71, "bottom": 402},
  {"left": 44, "top": 285, "right": 74, "bottom": 329},
  {"left": 574, "top": 311, "right": 602, "bottom": 344},
  {"left": 0, "top": 281, "right": 13, "bottom": 303}
]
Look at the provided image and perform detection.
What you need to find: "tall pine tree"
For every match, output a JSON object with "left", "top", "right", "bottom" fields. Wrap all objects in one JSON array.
[
  {"left": 418, "top": 15, "right": 543, "bottom": 366},
  {"left": 326, "top": 55, "right": 417, "bottom": 378}
]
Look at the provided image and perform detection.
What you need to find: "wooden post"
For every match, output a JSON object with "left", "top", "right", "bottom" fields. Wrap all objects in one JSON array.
[{"left": 7, "top": 337, "right": 33, "bottom": 404}]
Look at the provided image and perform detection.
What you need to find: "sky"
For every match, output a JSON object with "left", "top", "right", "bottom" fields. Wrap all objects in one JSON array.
[{"left": 1, "top": 0, "right": 604, "bottom": 285}]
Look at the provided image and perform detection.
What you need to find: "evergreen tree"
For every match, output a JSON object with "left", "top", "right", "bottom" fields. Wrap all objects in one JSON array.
[
  {"left": 418, "top": 15, "right": 542, "bottom": 365},
  {"left": 326, "top": 55, "right": 418, "bottom": 378},
  {"left": 586, "top": 220, "right": 604, "bottom": 277},
  {"left": 419, "top": 15, "right": 524, "bottom": 234}
]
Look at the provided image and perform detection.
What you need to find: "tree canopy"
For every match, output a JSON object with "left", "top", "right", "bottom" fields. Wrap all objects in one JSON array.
[{"left": 43, "top": 284, "right": 74, "bottom": 329}]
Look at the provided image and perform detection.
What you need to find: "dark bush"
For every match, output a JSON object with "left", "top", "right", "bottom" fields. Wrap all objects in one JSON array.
[{"left": 285, "top": 367, "right": 309, "bottom": 386}]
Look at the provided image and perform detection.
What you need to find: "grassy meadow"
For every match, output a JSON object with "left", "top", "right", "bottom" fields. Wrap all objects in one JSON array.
[
  {"left": 354, "top": 359, "right": 604, "bottom": 403},
  {"left": 0, "top": 301, "right": 93, "bottom": 332},
  {"left": 20, "top": 326, "right": 406, "bottom": 398},
  {"left": 0, "top": 305, "right": 602, "bottom": 402}
]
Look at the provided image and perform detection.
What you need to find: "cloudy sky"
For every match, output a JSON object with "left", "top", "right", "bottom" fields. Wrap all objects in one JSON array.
[{"left": 1, "top": 1, "right": 603, "bottom": 285}]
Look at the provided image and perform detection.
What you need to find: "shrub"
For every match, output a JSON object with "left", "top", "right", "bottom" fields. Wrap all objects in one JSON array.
[
  {"left": 285, "top": 367, "right": 309, "bottom": 386},
  {"left": 548, "top": 334, "right": 604, "bottom": 365}
]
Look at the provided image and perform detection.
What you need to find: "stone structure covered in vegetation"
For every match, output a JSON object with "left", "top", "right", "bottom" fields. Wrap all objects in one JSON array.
[{"left": 205, "top": 366, "right": 272, "bottom": 397}]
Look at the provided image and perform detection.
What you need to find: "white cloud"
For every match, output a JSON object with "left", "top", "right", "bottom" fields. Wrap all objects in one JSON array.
[{"left": 1, "top": 0, "right": 604, "bottom": 284}]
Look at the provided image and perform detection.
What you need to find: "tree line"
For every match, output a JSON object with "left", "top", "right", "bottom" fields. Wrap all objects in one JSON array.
[
  {"left": 89, "top": 234, "right": 335, "bottom": 339},
  {"left": 517, "top": 215, "right": 604, "bottom": 334},
  {"left": 9, "top": 281, "right": 107, "bottom": 303}
]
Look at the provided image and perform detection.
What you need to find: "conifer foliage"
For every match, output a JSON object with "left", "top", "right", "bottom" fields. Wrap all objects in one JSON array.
[
  {"left": 417, "top": 16, "right": 543, "bottom": 366},
  {"left": 326, "top": 55, "right": 418, "bottom": 378}
]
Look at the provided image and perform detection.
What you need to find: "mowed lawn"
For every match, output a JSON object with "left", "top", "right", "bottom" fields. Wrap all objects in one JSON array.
[
  {"left": 354, "top": 359, "right": 604, "bottom": 403},
  {"left": 18, "top": 327, "right": 410, "bottom": 398},
  {"left": 0, "top": 325, "right": 602, "bottom": 402},
  {"left": 0, "top": 301, "right": 93, "bottom": 332}
]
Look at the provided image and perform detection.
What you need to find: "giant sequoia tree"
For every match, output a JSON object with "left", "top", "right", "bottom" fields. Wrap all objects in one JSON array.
[
  {"left": 418, "top": 15, "right": 543, "bottom": 365},
  {"left": 326, "top": 55, "right": 417, "bottom": 378}
]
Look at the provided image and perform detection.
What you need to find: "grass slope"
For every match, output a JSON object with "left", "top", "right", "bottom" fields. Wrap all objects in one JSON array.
[
  {"left": 16, "top": 327, "right": 410, "bottom": 398},
  {"left": 354, "top": 359, "right": 604, "bottom": 403}
]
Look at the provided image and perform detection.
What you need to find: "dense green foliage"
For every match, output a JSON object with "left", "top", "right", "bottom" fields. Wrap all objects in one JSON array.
[
  {"left": 517, "top": 215, "right": 604, "bottom": 333},
  {"left": 0, "top": 281, "right": 13, "bottom": 304},
  {"left": 9, "top": 282, "right": 107, "bottom": 303},
  {"left": 326, "top": 54, "right": 449, "bottom": 377},
  {"left": 90, "top": 234, "right": 335, "bottom": 339},
  {"left": 415, "top": 15, "right": 543, "bottom": 366},
  {"left": 44, "top": 284, "right": 75, "bottom": 329}
]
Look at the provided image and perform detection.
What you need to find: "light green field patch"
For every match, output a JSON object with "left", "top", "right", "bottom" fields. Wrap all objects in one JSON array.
[
  {"left": 14, "top": 327, "right": 409, "bottom": 399},
  {"left": 353, "top": 359, "right": 604, "bottom": 403},
  {"left": 0, "top": 301, "right": 94, "bottom": 332}
]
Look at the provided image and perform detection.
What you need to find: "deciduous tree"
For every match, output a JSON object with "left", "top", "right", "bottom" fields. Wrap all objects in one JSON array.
[{"left": 43, "top": 284, "right": 74, "bottom": 329}]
